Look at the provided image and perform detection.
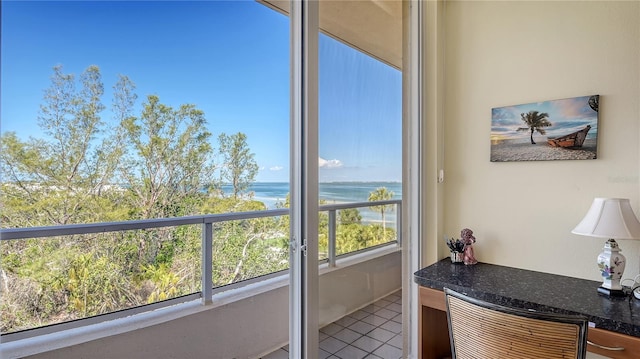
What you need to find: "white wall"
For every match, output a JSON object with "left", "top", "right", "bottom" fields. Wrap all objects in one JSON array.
[
  {"left": 428, "top": 0, "right": 640, "bottom": 282},
  {"left": 20, "top": 251, "right": 400, "bottom": 359}
]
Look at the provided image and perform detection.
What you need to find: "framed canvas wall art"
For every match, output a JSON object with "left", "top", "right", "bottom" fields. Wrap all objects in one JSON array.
[{"left": 490, "top": 95, "right": 599, "bottom": 162}]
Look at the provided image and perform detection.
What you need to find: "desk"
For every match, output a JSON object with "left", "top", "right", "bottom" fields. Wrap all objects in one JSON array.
[{"left": 414, "top": 260, "right": 640, "bottom": 359}]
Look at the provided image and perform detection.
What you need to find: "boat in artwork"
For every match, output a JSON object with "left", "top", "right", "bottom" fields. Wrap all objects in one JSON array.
[{"left": 547, "top": 125, "right": 591, "bottom": 148}]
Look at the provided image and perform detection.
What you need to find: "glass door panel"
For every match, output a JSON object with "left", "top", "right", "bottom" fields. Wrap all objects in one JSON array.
[
  {"left": 316, "top": 1, "right": 403, "bottom": 359},
  {"left": 1, "top": 3, "right": 292, "bottom": 358}
]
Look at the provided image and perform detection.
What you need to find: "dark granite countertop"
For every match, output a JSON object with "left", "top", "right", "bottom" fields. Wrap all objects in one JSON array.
[{"left": 414, "top": 259, "right": 640, "bottom": 337}]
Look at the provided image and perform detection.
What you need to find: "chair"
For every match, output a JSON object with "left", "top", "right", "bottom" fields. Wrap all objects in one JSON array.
[{"left": 444, "top": 288, "right": 588, "bottom": 359}]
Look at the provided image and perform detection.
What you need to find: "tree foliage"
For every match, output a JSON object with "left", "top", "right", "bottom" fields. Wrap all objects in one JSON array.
[
  {"left": 0, "top": 65, "right": 398, "bottom": 335},
  {"left": 368, "top": 187, "right": 394, "bottom": 233},
  {"left": 218, "top": 132, "right": 258, "bottom": 199},
  {"left": 339, "top": 208, "right": 362, "bottom": 225},
  {"left": 0, "top": 65, "right": 122, "bottom": 227},
  {"left": 118, "top": 93, "right": 216, "bottom": 219}
]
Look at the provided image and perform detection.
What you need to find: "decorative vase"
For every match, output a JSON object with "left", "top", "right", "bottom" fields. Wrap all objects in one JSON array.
[
  {"left": 597, "top": 239, "right": 626, "bottom": 291},
  {"left": 450, "top": 251, "right": 464, "bottom": 263}
]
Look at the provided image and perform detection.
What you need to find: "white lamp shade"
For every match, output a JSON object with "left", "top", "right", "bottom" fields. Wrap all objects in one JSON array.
[{"left": 572, "top": 198, "right": 640, "bottom": 239}]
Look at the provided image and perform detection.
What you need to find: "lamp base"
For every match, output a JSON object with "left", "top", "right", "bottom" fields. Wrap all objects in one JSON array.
[
  {"left": 597, "top": 286, "right": 626, "bottom": 297},
  {"left": 596, "top": 239, "right": 626, "bottom": 295}
]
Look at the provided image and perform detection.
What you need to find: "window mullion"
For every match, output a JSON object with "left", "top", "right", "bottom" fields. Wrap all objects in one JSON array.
[{"left": 290, "top": 0, "right": 319, "bottom": 358}]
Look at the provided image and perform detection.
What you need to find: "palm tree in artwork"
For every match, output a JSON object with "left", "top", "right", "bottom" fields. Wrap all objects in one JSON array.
[{"left": 517, "top": 110, "right": 552, "bottom": 144}]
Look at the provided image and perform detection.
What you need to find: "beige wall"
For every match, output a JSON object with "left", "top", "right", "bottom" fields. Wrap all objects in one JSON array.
[{"left": 426, "top": 0, "right": 640, "bottom": 282}]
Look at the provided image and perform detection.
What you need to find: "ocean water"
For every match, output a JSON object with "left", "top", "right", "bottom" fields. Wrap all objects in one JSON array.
[
  {"left": 222, "top": 182, "right": 402, "bottom": 224},
  {"left": 239, "top": 182, "right": 402, "bottom": 207}
]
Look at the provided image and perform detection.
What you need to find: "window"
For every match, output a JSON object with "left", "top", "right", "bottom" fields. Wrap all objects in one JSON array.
[
  {"left": 0, "top": 1, "right": 292, "bottom": 334},
  {"left": 0, "top": 0, "right": 401, "bottom": 341}
]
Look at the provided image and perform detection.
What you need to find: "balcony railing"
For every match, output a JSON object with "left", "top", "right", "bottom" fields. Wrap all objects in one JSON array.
[{"left": 0, "top": 199, "right": 401, "bottom": 341}]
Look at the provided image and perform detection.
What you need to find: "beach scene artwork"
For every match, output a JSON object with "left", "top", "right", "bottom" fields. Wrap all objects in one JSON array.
[{"left": 491, "top": 95, "right": 599, "bottom": 162}]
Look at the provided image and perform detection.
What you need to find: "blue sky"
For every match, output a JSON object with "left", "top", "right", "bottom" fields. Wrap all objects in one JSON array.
[
  {"left": 1, "top": 0, "right": 402, "bottom": 183},
  {"left": 491, "top": 95, "right": 598, "bottom": 143}
]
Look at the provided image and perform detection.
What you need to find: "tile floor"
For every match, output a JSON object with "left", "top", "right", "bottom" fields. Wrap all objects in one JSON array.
[{"left": 261, "top": 290, "right": 402, "bottom": 359}]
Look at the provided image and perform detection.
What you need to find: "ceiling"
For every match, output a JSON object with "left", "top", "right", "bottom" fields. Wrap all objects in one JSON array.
[{"left": 259, "top": 0, "right": 402, "bottom": 70}]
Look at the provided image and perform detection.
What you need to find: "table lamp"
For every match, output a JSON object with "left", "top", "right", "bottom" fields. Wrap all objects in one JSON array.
[{"left": 571, "top": 198, "right": 640, "bottom": 296}]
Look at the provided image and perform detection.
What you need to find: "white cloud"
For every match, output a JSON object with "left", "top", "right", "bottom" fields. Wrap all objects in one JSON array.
[
  {"left": 269, "top": 166, "right": 284, "bottom": 171},
  {"left": 319, "top": 157, "right": 343, "bottom": 169}
]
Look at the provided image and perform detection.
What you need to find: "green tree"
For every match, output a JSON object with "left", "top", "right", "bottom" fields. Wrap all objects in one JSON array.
[
  {"left": 112, "top": 75, "right": 138, "bottom": 125},
  {"left": 0, "top": 65, "right": 298, "bottom": 333},
  {"left": 117, "top": 94, "right": 216, "bottom": 262},
  {"left": 118, "top": 94, "right": 216, "bottom": 219},
  {"left": 206, "top": 197, "right": 288, "bottom": 285},
  {"left": 517, "top": 110, "right": 552, "bottom": 144},
  {"left": 64, "top": 252, "right": 136, "bottom": 316},
  {"left": 339, "top": 208, "right": 362, "bottom": 225},
  {"left": 0, "top": 65, "right": 123, "bottom": 227},
  {"left": 368, "top": 187, "right": 394, "bottom": 233},
  {"left": 142, "top": 263, "right": 180, "bottom": 303},
  {"left": 218, "top": 132, "right": 259, "bottom": 200},
  {"left": 0, "top": 66, "right": 142, "bottom": 333}
]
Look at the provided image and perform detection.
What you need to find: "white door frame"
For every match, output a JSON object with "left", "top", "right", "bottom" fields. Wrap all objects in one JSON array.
[
  {"left": 289, "top": 1, "right": 319, "bottom": 358},
  {"left": 403, "top": 1, "right": 423, "bottom": 358}
]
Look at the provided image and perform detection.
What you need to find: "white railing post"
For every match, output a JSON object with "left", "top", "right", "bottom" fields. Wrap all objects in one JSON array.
[
  {"left": 396, "top": 203, "right": 402, "bottom": 247},
  {"left": 328, "top": 209, "right": 337, "bottom": 267},
  {"left": 202, "top": 222, "right": 213, "bottom": 305}
]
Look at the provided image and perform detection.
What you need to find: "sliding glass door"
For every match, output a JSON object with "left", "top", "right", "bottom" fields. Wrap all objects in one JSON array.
[
  {"left": 289, "top": 1, "right": 403, "bottom": 358},
  {"left": 315, "top": 2, "right": 403, "bottom": 359}
]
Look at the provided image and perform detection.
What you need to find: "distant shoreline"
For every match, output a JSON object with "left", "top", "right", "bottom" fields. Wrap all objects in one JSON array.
[
  {"left": 220, "top": 181, "right": 403, "bottom": 210},
  {"left": 491, "top": 138, "right": 597, "bottom": 162}
]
